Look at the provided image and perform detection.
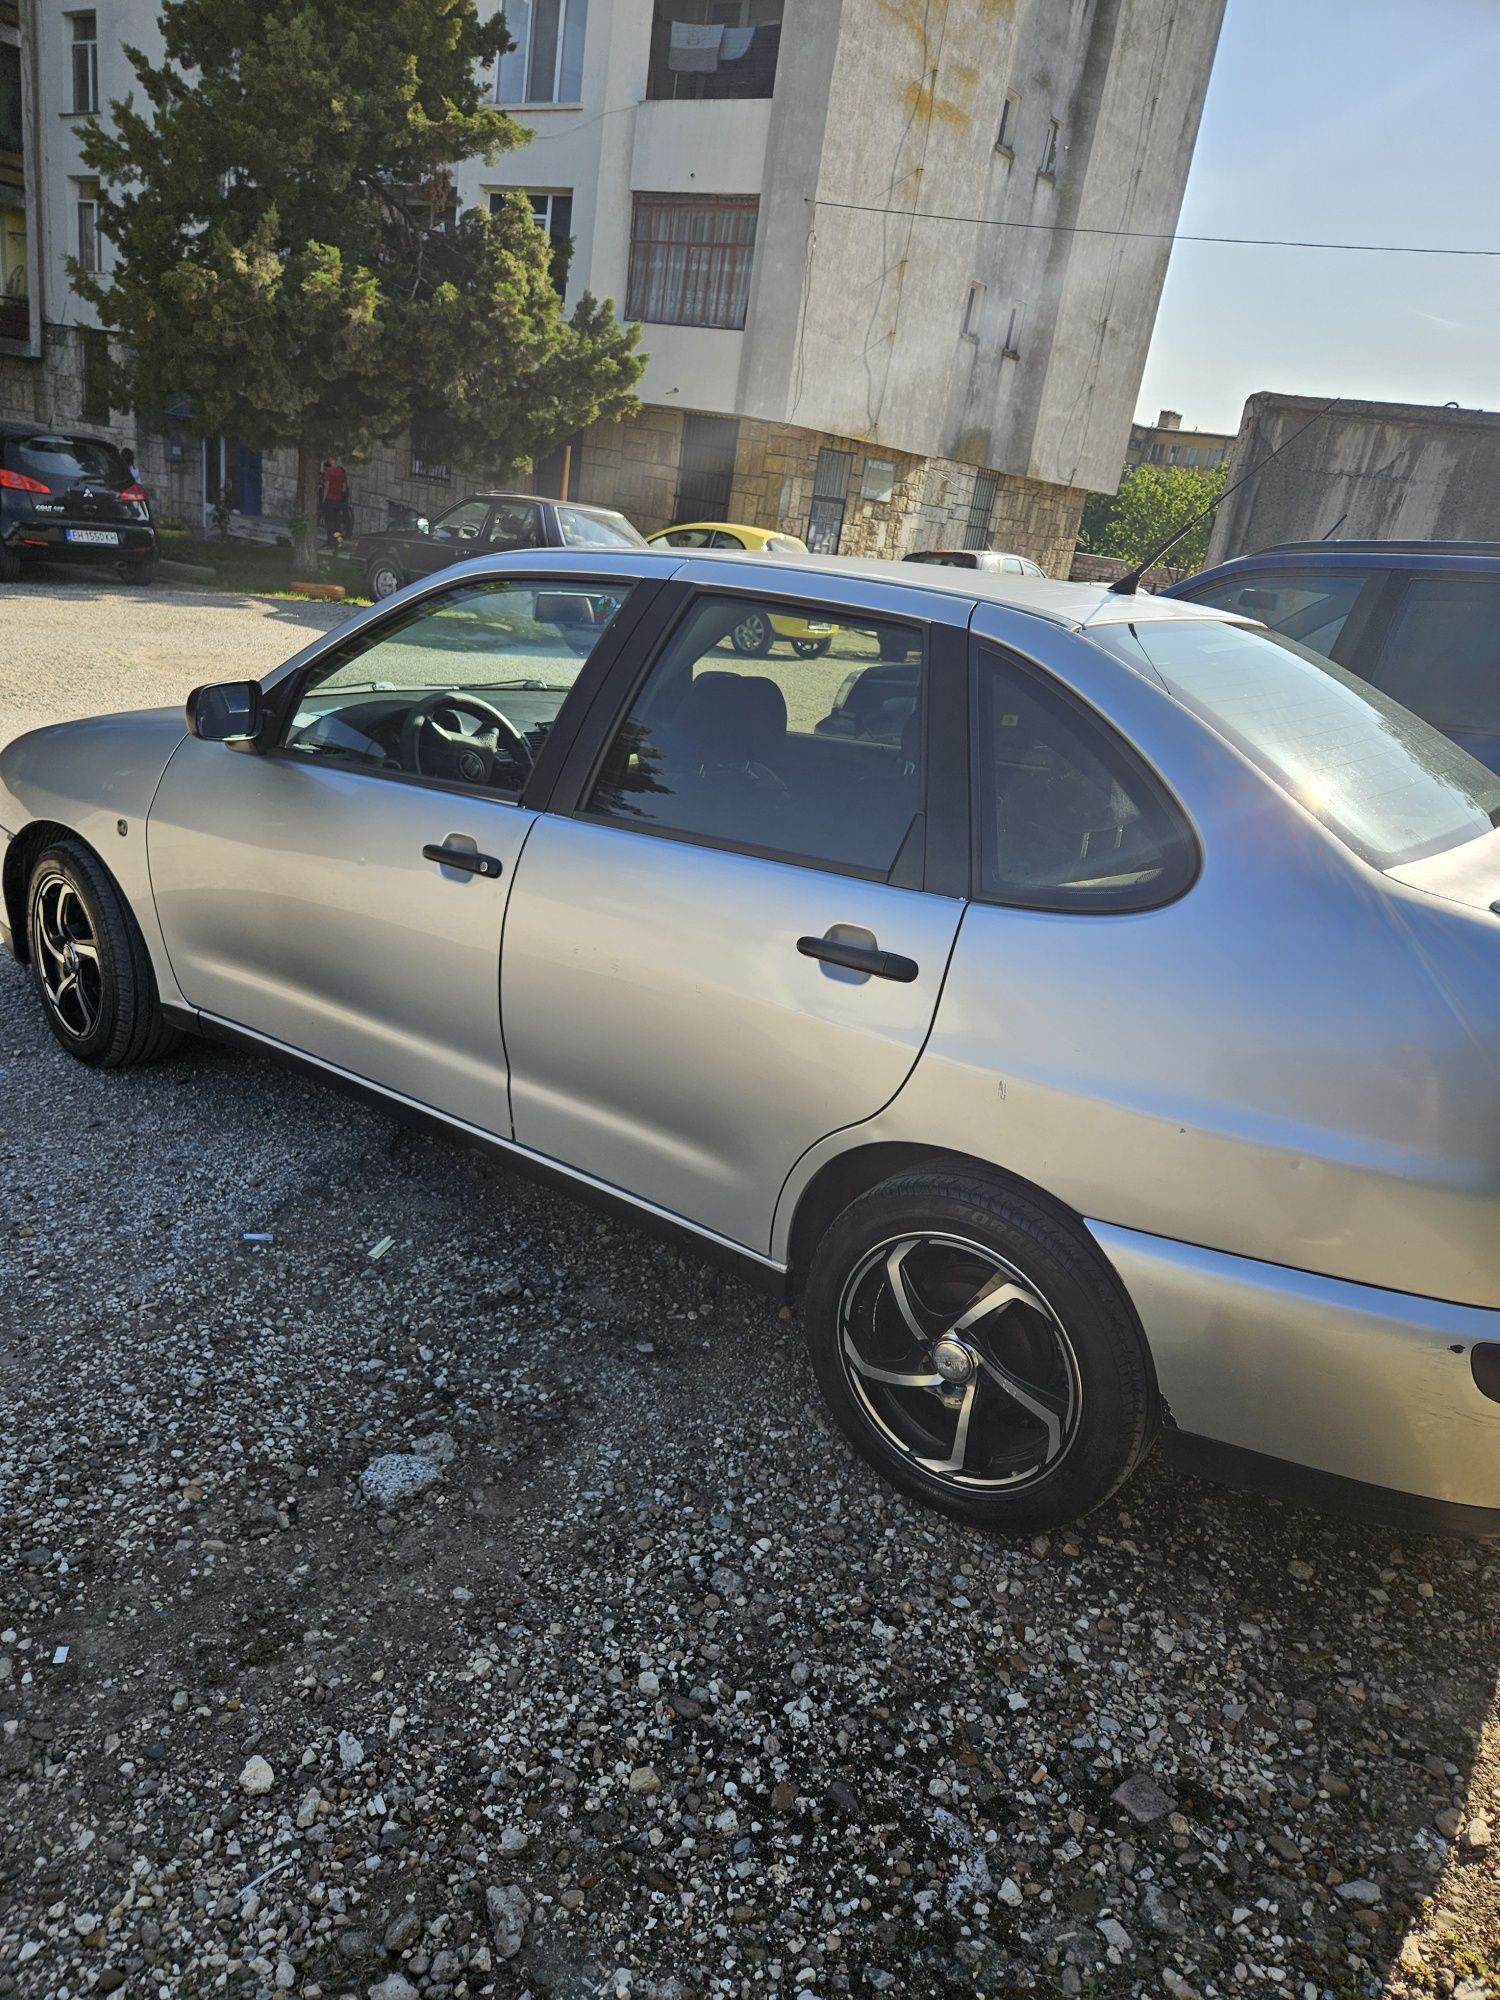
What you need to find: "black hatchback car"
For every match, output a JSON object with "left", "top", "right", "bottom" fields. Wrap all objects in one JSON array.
[
  {"left": 0, "top": 422, "right": 158, "bottom": 585},
  {"left": 1167, "top": 539, "right": 1500, "bottom": 774},
  {"left": 350, "top": 491, "right": 647, "bottom": 600}
]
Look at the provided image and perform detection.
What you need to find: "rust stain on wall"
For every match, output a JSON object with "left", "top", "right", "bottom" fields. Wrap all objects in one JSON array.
[{"left": 903, "top": 76, "right": 973, "bottom": 128}]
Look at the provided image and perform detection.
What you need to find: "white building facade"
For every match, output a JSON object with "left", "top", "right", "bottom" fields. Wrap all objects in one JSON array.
[{"left": 1, "top": 0, "right": 1226, "bottom": 567}]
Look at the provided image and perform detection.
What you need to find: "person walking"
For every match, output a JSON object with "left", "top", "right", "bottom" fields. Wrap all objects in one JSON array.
[{"left": 320, "top": 458, "right": 350, "bottom": 545}]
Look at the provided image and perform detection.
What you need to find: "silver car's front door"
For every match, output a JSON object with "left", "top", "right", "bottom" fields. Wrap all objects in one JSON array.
[
  {"left": 146, "top": 573, "right": 645, "bottom": 1134},
  {"left": 500, "top": 580, "right": 969, "bottom": 1252},
  {"left": 148, "top": 741, "right": 531, "bottom": 1133}
]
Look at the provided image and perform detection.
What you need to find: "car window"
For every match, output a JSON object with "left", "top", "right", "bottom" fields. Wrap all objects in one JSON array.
[
  {"left": 1094, "top": 616, "right": 1500, "bottom": 870},
  {"left": 556, "top": 504, "right": 646, "bottom": 549},
  {"left": 584, "top": 593, "right": 925, "bottom": 875},
  {"left": 710, "top": 530, "right": 747, "bottom": 549},
  {"left": 905, "top": 551, "right": 971, "bottom": 568},
  {"left": 1001, "top": 555, "right": 1024, "bottom": 574},
  {"left": 973, "top": 648, "right": 1196, "bottom": 910},
  {"left": 431, "top": 499, "right": 490, "bottom": 543},
  {"left": 486, "top": 500, "right": 544, "bottom": 549},
  {"left": 2, "top": 432, "right": 129, "bottom": 488},
  {"left": 658, "top": 528, "right": 713, "bottom": 548},
  {"left": 766, "top": 535, "right": 808, "bottom": 555},
  {"left": 1369, "top": 576, "right": 1500, "bottom": 759},
  {"left": 279, "top": 579, "right": 632, "bottom": 797},
  {"left": 1181, "top": 568, "right": 1374, "bottom": 662}
]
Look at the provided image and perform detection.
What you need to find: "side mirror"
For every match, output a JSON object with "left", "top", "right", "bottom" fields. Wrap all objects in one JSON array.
[
  {"left": 186, "top": 680, "right": 263, "bottom": 743},
  {"left": 416, "top": 516, "right": 431, "bottom": 534}
]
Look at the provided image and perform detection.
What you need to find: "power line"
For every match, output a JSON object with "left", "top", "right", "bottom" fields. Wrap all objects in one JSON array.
[{"left": 806, "top": 196, "right": 1500, "bottom": 259}]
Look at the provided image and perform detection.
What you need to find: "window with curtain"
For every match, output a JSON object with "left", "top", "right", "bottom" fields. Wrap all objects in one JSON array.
[
  {"left": 496, "top": 0, "right": 588, "bottom": 104},
  {"left": 626, "top": 194, "right": 759, "bottom": 330}
]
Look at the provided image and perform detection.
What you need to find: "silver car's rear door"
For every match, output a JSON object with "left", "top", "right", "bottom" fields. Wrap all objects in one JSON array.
[{"left": 499, "top": 568, "right": 971, "bottom": 1253}]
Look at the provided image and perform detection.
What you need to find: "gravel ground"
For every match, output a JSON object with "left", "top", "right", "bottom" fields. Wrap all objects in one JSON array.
[{"left": 2, "top": 580, "right": 1500, "bottom": 2000}]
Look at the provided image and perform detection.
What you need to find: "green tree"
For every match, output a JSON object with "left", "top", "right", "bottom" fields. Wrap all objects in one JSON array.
[
  {"left": 1080, "top": 462, "right": 1228, "bottom": 576},
  {"left": 76, "top": 0, "right": 644, "bottom": 564}
]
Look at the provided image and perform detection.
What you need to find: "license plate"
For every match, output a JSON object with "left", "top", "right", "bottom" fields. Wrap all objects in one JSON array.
[{"left": 65, "top": 529, "right": 120, "bottom": 546}]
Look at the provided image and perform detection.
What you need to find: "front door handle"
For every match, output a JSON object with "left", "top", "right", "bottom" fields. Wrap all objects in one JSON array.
[
  {"left": 422, "top": 842, "right": 503, "bottom": 879},
  {"left": 797, "top": 934, "right": 919, "bottom": 983}
]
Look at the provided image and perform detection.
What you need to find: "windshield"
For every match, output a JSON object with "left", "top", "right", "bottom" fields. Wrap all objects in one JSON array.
[
  {"left": 3, "top": 434, "right": 130, "bottom": 488},
  {"left": 1093, "top": 616, "right": 1500, "bottom": 870},
  {"left": 556, "top": 504, "right": 647, "bottom": 549}
]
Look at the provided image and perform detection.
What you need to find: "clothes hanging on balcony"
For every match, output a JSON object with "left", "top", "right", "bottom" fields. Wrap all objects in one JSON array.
[
  {"left": 669, "top": 22, "right": 723, "bottom": 71},
  {"left": 720, "top": 26, "right": 754, "bottom": 61}
]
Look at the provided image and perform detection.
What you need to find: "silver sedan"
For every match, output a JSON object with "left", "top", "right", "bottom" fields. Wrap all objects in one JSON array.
[{"left": 4, "top": 549, "right": 1500, "bottom": 1534}]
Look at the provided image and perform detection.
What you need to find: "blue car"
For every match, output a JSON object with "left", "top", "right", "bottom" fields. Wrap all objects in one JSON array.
[{"left": 1166, "top": 540, "right": 1500, "bottom": 774}]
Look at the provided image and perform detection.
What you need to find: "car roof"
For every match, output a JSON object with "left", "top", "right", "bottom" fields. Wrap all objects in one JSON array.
[
  {"left": 463, "top": 492, "right": 627, "bottom": 514},
  {"left": 480, "top": 545, "right": 1243, "bottom": 632},
  {"left": 1175, "top": 539, "right": 1500, "bottom": 589},
  {"left": 0, "top": 419, "right": 114, "bottom": 442},
  {"left": 648, "top": 522, "right": 795, "bottom": 541}
]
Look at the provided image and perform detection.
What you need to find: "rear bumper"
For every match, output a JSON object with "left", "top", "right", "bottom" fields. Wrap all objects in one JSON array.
[
  {"left": 3, "top": 521, "right": 156, "bottom": 561},
  {"left": 1088, "top": 1219, "right": 1500, "bottom": 1523}
]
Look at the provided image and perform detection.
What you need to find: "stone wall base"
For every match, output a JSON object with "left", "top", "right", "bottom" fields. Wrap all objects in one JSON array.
[{"left": 4, "top": 334, "right": 1086, "bottom": 574}]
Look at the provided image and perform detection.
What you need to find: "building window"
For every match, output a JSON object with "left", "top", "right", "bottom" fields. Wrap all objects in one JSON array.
[
  {"left": 410, "top": 415, "right": 450, "bottom": 483},
  {"left": 1040, "top": 119, "right": 1060, "bottom": 177},
  {"left": 80, "top": 327, "right": 109, "bottom": 421},
  {"left": 69, "top": 12, "right": 98, "bottom": 114},
  {"left": 1002, "top": 300, "right": 1024, "bottom": 359},
  {"left": 496, "top": 0, "right": 588, "bottom": 105},
  {"left": 860, "top": 457, "right": 897, "bottom": 504},
  {"left": 626, "top": 193, "right": 758, "bottom": 330},
  {"left": 806, "top": 446, "right": 852, "bottom": 554},
  {"left": 646, "top": 2, "right": 783, "bottom": 102},
  {"left": 75, "top": 180, "right": 99, "bottom": 273},
  {"left": 961, "top": 281, "right": 984, "bottom": 340},
  {"left": 964, "top": 469, "right": 999, "bottom": 551},
  {"left": 996, "top": 89, "right": 1019, "bottom": 153},
  {"left": 490, "top": 189, "right": 573, "bottom": 293}
]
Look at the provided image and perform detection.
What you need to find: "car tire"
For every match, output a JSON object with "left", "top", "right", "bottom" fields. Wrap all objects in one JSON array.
[
  {"left": 26, "top": 839, "right": 184, "bottom": 1068},
  {"left": 368, "top": 559, "right": 404, "bottom": 601},
  {"left": 792, "top": 637, "right": 832, "bottom": 659},
  {"left": 118, "top": 557, "right": 160, "bottom": 586},
  {"left": 729, "top": 609, "right": 774, "bottom": 656},
  {"left": 802, "top": 1167, "right": 1158, "bottom": 1532},
  {"left": 0, "top": 541, "right": 21, "bottom": 584}
]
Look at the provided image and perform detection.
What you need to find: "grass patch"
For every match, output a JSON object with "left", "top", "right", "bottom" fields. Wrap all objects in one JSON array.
[{"left": 159, "top": 531, "right": 367, "bottom": 602}]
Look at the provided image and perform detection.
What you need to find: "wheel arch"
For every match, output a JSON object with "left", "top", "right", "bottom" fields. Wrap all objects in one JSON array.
[
  {"left": 783, "top": 1139, "right": 1148, "bottom": 1337},
  {"left": 3, "top": 818, "right": 80, "bottom": 964}
]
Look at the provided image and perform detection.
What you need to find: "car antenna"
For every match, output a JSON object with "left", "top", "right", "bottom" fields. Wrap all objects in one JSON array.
[
  {"left": 1107, "top": 394, "right": 1343, "bottom": 596},
  {"left": 1320, "top": 510, "right": 1348, "bottom": 541}
]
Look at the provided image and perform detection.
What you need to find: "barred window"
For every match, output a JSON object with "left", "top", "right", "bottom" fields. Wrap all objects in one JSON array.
[{"left": 626, "top": 194, "right": 758, "bottom": 331}]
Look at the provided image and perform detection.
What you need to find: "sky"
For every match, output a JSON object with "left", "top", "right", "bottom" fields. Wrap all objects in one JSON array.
[{"left": 1135, "top": 0, "right": 1500, "bottom": 434}]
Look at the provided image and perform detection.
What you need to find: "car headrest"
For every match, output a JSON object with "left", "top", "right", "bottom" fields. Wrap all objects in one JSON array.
[{"left": 682, "top": 672, "right": 787, "bottom": 766}]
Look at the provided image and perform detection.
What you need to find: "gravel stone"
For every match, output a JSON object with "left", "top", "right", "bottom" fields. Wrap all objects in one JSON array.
[
  {"left": 358, "top": 1452, "right": 444, "bottom": 1509},
  {"left": 237, "top": 1755, "right": 274, "bottom": 1795},
  {"left": 486, "top": 1883, "right": 530, "bottom": 1960},
  {"left": 1111, "top": 1772, "right": 1176, "bottom": 1825}
]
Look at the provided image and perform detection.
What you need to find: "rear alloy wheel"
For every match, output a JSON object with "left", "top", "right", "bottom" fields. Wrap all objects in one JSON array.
[
  {"left": 26, "top": 840, "right": 182, "bottom": 1067},
  {"left": 803, "top": 1169, "right": 1157, "bottom": 1530},
  {"left": 0, "top": 540, "right": 21, "bottom": 583},
  {"left": 792, "top": 637, "right": 831, "bottom": 659},
  {"left": 368, "top": 560, "right": 404, "bottom": 601},
  {"left": 730, "top": 608, "right": 774, "bottom": 655}
]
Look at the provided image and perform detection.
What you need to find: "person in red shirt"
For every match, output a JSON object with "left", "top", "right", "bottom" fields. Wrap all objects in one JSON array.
[{"left": 320, "top": 458, "right": 350, "bottom": 544}]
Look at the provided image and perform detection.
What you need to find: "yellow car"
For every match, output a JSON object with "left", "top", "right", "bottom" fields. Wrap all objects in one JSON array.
[{"left": 645, "top": 522, "right": 838, "bottom": 657}]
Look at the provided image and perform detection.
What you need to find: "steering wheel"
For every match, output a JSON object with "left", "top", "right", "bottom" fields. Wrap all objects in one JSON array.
[{"left": 399, "top": 691, "right": 534, "bottom": 788}]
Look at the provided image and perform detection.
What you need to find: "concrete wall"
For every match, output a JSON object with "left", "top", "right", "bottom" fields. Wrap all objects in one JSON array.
[{"left": 1206, "top": 393, "right": 1500, "bottom": 565}]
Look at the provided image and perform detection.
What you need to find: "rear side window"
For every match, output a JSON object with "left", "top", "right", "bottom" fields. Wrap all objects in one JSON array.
[
  {"left": 973, "top": 649, "right": 1196, "bottom": 911},
  {"left": 3, "top": 432, "right": 128, "bottom": 488},
  {"left": 1180, "top": 567, "right": 1374, "bottom": 662},
  {"left": 1369, "top": 576, "right": 1500, "bottom": 759}
]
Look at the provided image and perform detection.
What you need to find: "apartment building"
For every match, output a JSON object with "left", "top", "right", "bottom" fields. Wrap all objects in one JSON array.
[
  {"left": 0, "top": 0, "right": 1227, "bottom": 568},
  {"left": 1125, "top": 407, "right": 1235, "bottom": 474}
]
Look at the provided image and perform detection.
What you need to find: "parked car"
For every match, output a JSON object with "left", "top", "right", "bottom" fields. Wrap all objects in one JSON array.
[
  {"left": 646, "top": 522, "right": 838, "bottom": 655},
  {"left": 0, "top": 421, "right": 158, "bottom": 585},
  {"left": 5, "top": 550, "right": 1500, "bottom": 1536},
  {"left": 905, "top": 548, "right": 1048, "bottom": 577},
  {"left": 1166, "top": 539, "right": 1500, "bottom": 774},
  {"left": 350, "top": 491, "right": 648, "bottom": 601}
]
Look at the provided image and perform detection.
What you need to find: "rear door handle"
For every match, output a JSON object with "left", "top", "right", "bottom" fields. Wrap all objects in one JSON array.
[
  {"left": 797, "top": 934, "right": 919, "bottom": 983},
  {"left": 422, "top": 842, "right": 503, "bottom": 878}
]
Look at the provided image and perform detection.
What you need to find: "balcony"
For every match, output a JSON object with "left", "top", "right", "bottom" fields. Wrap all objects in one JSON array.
[{"left": 646, "top": 5, "right": 782, "bottom": 102}]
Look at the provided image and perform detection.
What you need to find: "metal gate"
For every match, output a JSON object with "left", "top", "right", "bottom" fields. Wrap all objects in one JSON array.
[
  {"left": 806, "top": 447, "right": 854, "bottom": 553},
  {"left": 964, "top": 470, "right": 999, "bottom": 550},
  {"left": 673, "top": 413, "right": 740, "bottom": 523}
]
